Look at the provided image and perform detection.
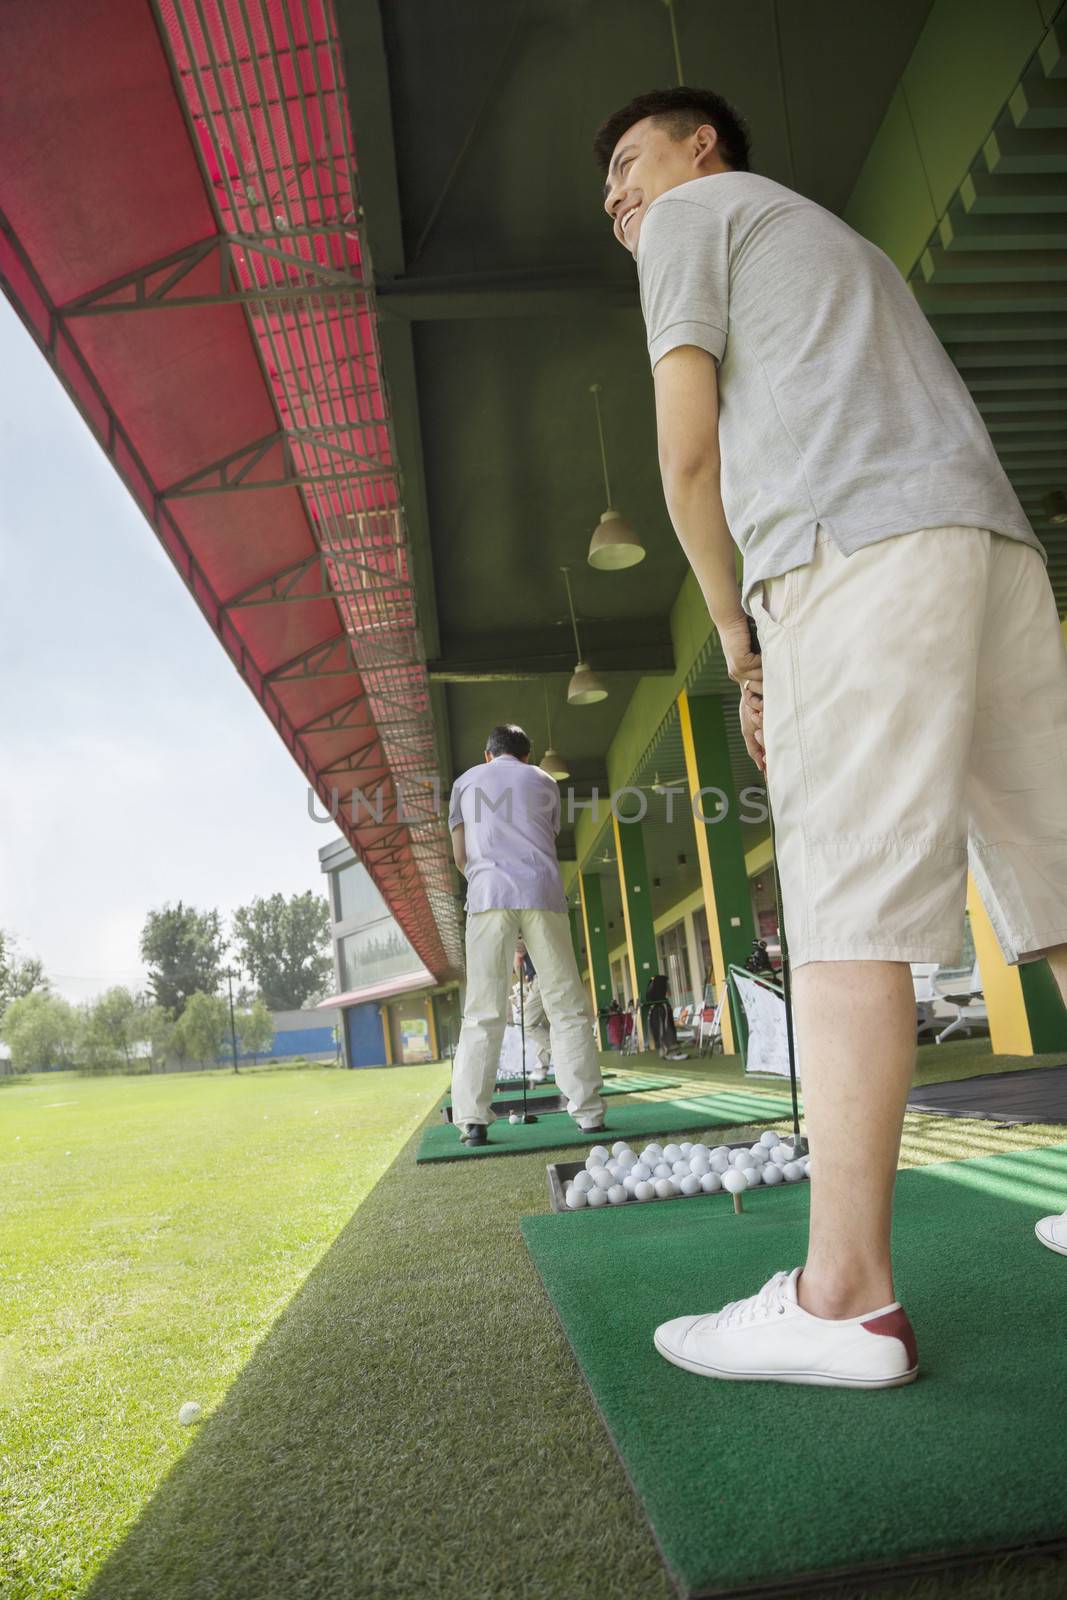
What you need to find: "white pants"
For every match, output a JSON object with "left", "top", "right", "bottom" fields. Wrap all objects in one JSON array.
[
  {"left": 451, "top": 909, "right": 604, "bottom": 1127},
  {"left": 515, "top": 975, "right": 552, "bottom": 1069}
]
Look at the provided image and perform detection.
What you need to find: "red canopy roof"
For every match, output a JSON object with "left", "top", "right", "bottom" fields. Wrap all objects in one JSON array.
[{"left": 0, "top": 0, "right": 461, "bottom": 979}]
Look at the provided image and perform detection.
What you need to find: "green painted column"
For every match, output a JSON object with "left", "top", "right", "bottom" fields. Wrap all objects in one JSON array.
[
  {"left": 578, "top": 871, "right": 613, "bottom": 1048},
  {"left": 569, "top": 905, "right": 583, "bottom": 967},
  {"left": 612, "top": 812, "right": 658, "bottom": 1045},
  {"left": 1019, "top": 963, "right": 1067, "bottom": 1053},
  {"left": 678, "top": 691, "right": 757, "bottom": 1053}
]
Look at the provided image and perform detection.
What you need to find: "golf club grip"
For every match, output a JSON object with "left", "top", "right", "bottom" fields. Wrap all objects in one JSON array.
[{"left": 747, "top": 614, "right": 761, "bottom": 656}]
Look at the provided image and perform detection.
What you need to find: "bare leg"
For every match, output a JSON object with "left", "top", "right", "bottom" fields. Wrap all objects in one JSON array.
[{"left": 792, "top": 960, "right": 916, "bottom": 1320}]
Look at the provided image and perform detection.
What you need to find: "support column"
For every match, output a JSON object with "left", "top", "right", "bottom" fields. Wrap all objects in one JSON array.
[
  {"left": 569, "top": 905, "right": 583, "bottom": 968},
  {"left": 612, "top": 812, "right": 659, "bottom": 1049},
  {"left": 967, "top": 877, "right": 1067, "bottom": 1054},
  {"left": 578, "top": 871, "right": 613, "bottom": 1048},
  {"left": 677, "top": 691, "right": 757, "bottom": 1054}
]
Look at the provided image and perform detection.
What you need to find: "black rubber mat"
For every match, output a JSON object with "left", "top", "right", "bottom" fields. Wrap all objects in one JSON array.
[{"left": 907, "top": 1064, "right": 1067, "bottom": 1124}]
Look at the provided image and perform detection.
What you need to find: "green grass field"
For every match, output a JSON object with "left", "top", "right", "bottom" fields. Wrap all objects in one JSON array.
[
  {"left": 0, "top": 1062, "right": 448, "bottom": 1600},
  {"left": 2, "top": 1045, "right": 1065, "bottom": 1600}
]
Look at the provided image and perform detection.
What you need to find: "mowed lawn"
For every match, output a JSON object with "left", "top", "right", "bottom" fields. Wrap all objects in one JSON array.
[{"left": 0, "top": 1062, "right": 449, "bottom": 1600}]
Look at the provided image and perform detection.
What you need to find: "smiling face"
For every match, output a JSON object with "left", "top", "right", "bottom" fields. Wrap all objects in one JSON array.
[{"left": 602, "top": 115, "right": 727, "bottom": 257}]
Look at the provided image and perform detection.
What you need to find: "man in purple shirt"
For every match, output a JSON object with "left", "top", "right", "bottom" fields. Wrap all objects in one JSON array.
[{"left": 448, "top": 723, "right": 605, "bottom": 1145}]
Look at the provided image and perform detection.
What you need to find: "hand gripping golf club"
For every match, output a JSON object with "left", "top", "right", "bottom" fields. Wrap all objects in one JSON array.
[
  {"left": 747, "top": 616, "right": 806, "bottom": 1158},
  {"left": 517, "top": 946, "right": 537, "bottom": 1125}
]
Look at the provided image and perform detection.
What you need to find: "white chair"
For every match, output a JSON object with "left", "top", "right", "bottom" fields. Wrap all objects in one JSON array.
[
  {"left": 911, "top": 963, "right": 941, "bottom": 1039},
  {"left": 935, "top": 962, "right": 987, "bottom": 1043}
]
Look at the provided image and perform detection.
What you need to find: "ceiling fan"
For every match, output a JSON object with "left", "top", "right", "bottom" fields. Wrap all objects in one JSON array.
[{"left": 639, "top": 770, "right": 687, "bottom": 794}]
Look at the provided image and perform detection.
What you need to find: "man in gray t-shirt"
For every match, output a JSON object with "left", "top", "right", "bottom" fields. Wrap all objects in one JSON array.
[{"left": 594, "top": 86, "right": 1067, "bottom": 1389}]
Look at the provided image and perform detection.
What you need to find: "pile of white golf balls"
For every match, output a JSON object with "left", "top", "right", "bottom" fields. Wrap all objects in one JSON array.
[{"left": 563, "top": 1131, "right": 811, "bottom": 1210}]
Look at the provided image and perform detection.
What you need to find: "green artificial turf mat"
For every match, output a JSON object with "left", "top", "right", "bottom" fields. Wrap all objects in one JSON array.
[
  {"left": 416, "top": 1090, "right": 796, "bottom": 1163},
  {"left": 521, "top": 1143, "right": 1067, "bottom": 1598},
  {"left": 440, "top": 1073, "right": 682, "bottom": 1109}
]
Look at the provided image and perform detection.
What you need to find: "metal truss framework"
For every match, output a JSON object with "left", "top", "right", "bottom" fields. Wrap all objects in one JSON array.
[
  {"left": 0, "top": 0, "right": 464, "bottom": 978},
  {"left": 145, "top": 0, "right": 463, "bottom": 973}
]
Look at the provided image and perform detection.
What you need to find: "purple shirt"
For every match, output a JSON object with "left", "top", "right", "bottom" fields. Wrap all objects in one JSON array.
[{"left": 448, "top": 755, "right": 567, "bottom": 914}]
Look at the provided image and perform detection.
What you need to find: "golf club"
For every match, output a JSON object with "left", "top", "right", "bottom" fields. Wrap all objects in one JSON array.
[{"left": 748, "top": 616, "right": 806, "bottom": 1157}]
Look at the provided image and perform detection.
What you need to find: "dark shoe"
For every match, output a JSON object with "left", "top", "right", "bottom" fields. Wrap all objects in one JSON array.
[{"left": 462, "top": 1123, "right": 487, "bottom": 1146}]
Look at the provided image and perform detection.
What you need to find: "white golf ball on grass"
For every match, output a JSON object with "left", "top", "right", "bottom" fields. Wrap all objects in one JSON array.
[{"left": 178, "top": 1402, "right": 202, "bottom": 1426}]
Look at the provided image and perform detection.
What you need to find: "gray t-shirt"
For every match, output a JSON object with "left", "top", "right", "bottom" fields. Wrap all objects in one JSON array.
[
  {"left": 636, "top": 171, "right": 1042, "bottom": 608},
  {"left": 448, "top": 755, "right": 567, "bottom": 915}
]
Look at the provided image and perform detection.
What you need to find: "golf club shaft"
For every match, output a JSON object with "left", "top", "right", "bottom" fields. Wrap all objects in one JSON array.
[{"left": 748, "top": 615, "right": 804, "bottom": 1153}]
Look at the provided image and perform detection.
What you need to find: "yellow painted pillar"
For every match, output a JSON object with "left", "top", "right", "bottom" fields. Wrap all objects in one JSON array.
[
  {"left": 966, "top": 878, "right": 1032, "bottom": 1055},
  {"left": 379, "top": 1005, "right": 393, "bottom": 1065},
  {"left": 426, "top": 997, "right": 438, "bottom": 1061},
  {"left": 677, "top": 691, "right": 738, "bottom": 1053},
  {"left": 577, "top": 870, "right": 598, "bottom": 1021}
]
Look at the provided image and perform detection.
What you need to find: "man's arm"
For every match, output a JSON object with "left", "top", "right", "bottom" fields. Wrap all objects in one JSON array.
[
  {"left": 450, "top": 823, "right": 467, "bottom": 876},
  {"left": 653, "top": 345, "right": 761, "bottom": 689}
]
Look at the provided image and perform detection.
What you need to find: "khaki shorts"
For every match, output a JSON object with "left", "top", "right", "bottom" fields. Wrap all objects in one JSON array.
[{"left": 749, "top": 526, "right": 1067, "bottom": 969}]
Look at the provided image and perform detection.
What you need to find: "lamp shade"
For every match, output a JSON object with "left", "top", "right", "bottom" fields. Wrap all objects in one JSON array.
[
  {"left": 540, "top": 747, "right": 570, "bottom": 781},
  {"left": 567, "top": 660, "right": 608, "bottom": 706},
  {"left": 587, "top": 508, "right": 645, "bottom": 570}
]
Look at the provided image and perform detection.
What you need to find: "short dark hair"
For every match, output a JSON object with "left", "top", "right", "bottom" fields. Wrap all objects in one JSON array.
[
  {"left": 485, "top": 724, "right": 531, "bottom": 759},
  {"left": 592, "top": 86, "right": 750, "bottom": 176}
]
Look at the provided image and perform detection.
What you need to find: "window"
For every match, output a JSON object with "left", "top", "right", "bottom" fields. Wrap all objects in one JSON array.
[
  {"left": 333, "top": 860, "right": 385, "bottom": 927},
  {"left": 340, "top": 918, "right": 421, "bottom": 990},
  {"left": 657, "top": 921, "right": 692, "bottom": 1008}
]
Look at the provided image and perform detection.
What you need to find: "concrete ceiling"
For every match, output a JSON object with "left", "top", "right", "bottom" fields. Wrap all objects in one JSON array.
[{"left": 339, "top": 0, "right": 937, "bottom": 783}]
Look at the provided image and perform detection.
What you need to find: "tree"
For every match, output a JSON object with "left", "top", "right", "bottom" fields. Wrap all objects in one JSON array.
[
  {"left": 231, "top": 891, "right": 332, "bottom": 1011},
  {"left": 132, "top": 998, "right": 179, "bottom": 1073},
  {"left": 80, "top": 988, "right": 139, "bottom": 1074},
  {"left": 236, "top": 995, "right": 275, "bottom": 1064},
  {"left": 140, "top": 902, "right": 226, "bottom": 1018},
  {"left": 0, "top": 929, "right": 49, "bottom": 1016},
  {"left": 0, "top": 992, "right": 79, "bottom": 1073},
  {"left": 173, "top": 991, "right": 229, "bottom": 1069}
]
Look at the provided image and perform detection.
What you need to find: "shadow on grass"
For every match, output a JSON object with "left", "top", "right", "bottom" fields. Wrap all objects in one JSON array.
[{"left": 83, "top": 1116, "right": 674, "bottom": 1600}]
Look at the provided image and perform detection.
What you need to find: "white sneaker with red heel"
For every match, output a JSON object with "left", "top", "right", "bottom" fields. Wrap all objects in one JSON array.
[
  {"left": 1035, "top": 1210, "right": 1067, "bottom": 1256},
  {"left": 654, "top": 1268, "right": 918, "bottom": 1389}
]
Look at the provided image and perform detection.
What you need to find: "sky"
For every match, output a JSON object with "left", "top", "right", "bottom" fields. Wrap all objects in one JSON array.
[{"left": 0, "top": 299, "right": 345, "bottom": 1006}]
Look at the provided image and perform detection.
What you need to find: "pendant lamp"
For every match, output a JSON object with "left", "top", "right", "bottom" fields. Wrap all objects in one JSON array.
[
  {"left": 539, "top": 681, "right": 570, "bottom": 781},
  {"left": 561, "top": 566, "right": 608, "bottom": 705},
  {"left": 586, "top": 383, "right": 645, "bottom": 570}
]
